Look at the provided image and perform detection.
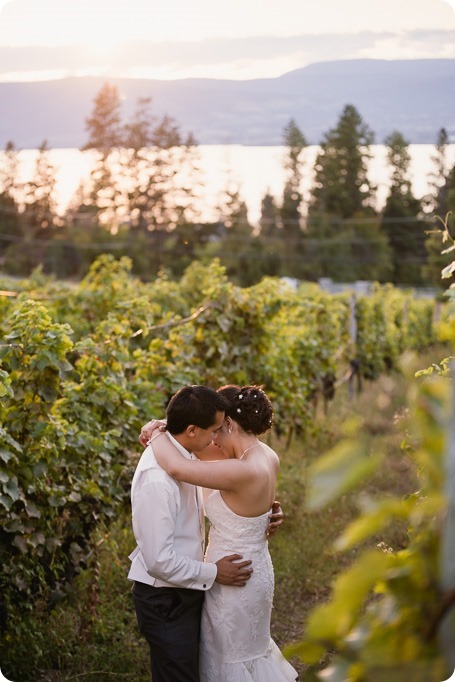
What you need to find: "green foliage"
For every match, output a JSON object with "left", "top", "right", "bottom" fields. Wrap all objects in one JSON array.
[
  {"left": 288, "top": 223, "right": 455, "bottom": 680},
  {"left": 0, "top": 255, "right": 440, "bottom": 678},
  {"left": 288, "top": 369, "right": 453, "bottom": 680}
]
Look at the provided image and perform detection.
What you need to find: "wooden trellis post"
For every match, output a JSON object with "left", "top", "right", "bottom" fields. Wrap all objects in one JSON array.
[{"left": 348, "top": 293, "right": 357, "bottom": 401}]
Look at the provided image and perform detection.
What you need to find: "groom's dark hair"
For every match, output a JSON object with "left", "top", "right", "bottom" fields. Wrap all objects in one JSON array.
[{"left": 166, "top": 385, "right": 229, "bottom": 435}]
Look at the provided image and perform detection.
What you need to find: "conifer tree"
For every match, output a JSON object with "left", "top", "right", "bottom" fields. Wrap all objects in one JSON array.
[
  {"left": 279, "top": 118, "right": 307, "bottom": 236},
  {"left": 259, "top": 190, "right": 279, "bottom": 238},
  {"left": 82, "top": 83, "right": 123, "bottom": 230},
  {"left": 258, "top": 190, "right": 284, "bottom": 277},
  {"left": 22, "top": 139, "right": 58, "bottom": 234},
  {"left": 429, "top": 127, "right": 450, "bottom": 216},
  {"left": 381, "top": 130, "right": 426, "bottom": 284},
  {"left": 122, "top": 99, "right": 200, "bottom": 231},
  {"left": 310, "top": 104, "right": 375, "bottom": 221},
  {"left": 0, "top": 140, "right": 23, "bottom": 256},
  {"left": 305, "top": 105, "right": 381, "bottom": 281},
  {"left": 276, "top": 119, "right": 308, "bottom": 278},
  {"left": 210, "top": 180, "right": 259, "bottom": 284},
  {"left": 84, "top": 82, "right": 123, "bottom": 151}
]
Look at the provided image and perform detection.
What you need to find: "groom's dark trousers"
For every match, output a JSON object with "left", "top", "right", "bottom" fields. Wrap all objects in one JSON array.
[{"left": 132, "top": 581, "right": 204, "bottom": 681}]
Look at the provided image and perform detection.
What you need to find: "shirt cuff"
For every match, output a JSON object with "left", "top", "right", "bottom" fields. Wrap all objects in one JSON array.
[{"left": 192, "top": 562, "right": 217, "bottom": 591}]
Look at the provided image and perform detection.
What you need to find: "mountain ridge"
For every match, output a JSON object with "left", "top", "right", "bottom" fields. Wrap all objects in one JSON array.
[{"left": 0, "top": 59, "right": 453, "bottom": 148}]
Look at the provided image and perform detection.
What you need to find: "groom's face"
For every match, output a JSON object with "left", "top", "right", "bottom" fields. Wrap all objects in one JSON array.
[{"left": 190, "top": 410, "right": 225, "bottom": 453}]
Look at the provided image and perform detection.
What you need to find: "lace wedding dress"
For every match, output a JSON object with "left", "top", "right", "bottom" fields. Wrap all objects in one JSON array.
[{"left": 200, "top": 490, "right": 298, "bottom": 681}]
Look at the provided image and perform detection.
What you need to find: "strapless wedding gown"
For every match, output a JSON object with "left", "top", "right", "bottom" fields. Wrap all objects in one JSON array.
[{"left": 200, "top": 490, "right": 298, "bottom": 681}]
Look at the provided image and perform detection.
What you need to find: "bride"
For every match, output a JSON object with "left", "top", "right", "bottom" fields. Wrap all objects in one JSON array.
[{"left": 150, "top": 384, "right": 298, "bottom": 682}]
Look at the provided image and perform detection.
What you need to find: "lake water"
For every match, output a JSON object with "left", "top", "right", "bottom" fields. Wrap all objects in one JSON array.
[{"left": 14, "top": 144, "right": 455, "bottom": 227}]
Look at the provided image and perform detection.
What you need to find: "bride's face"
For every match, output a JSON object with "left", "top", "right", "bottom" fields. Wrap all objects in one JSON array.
[{"left": 212, "top": 418, "right": 236, "bottom": 458}]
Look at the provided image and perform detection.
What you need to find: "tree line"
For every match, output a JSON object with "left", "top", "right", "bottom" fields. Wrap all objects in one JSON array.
[{"left": 0, "top": 82, "right": 454, "bottom": 286}]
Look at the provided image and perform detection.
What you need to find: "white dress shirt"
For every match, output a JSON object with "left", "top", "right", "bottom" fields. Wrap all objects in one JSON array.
[{"left": 127, "top": 432, "right": 217, "bottom": 591}]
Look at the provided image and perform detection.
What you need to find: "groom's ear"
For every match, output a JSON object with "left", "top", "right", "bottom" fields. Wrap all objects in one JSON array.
[{"left": 186, "top": 424, "right": 198, "bottom": 438}]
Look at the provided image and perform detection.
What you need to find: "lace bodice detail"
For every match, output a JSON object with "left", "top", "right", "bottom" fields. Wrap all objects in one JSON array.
[{"left": 204, "top": 490, "right": 270, "bottom": 559}]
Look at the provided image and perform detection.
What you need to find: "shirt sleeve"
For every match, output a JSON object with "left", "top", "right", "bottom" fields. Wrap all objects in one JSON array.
[{"left": 133, "top": 475, "right": 217, "bottom": 590}]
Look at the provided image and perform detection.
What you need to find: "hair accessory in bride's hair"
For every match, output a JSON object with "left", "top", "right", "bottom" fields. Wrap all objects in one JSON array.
[
  {"left": 238, "top": 394, "right": 243, "bottom": 399},
  {"left": 255, "top": 409, "right": 259, "bottom": 413},
  {"left": 237, "top": 407, "right": 241, "bottom": 413}
]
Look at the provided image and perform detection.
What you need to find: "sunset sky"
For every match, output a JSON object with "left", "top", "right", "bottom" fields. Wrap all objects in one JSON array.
[{"left": 0, "top": 0, "right": 454, "bottom": 82}]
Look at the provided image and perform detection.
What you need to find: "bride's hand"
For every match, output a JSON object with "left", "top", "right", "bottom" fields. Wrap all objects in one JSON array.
[
  {"left": 265, "top": 500, "right": 284, "bottom": 539},
  {"left": 139, "top": 418, "right": 166, "bottom": 447}
]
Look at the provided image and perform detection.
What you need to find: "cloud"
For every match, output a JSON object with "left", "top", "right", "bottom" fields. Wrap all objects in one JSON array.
[
  {"left": 0, "top": 0, "right": 454, "bottom": 47},
  {"left": 0, "top": 29, "right": 454, "bottom": 81}
]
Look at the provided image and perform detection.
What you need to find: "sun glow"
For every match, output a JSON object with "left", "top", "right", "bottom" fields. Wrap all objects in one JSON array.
[
  {"left": 0, "top": 0, "right": 213, "bottom": 48},
  {"left": 0, "top": 0, "right": 454, "bottom": 83}
]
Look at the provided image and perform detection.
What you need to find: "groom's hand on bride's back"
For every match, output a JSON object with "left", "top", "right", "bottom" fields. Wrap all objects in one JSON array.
[{"left": 215, "top": 554, "right": 253, "bottom": 586}]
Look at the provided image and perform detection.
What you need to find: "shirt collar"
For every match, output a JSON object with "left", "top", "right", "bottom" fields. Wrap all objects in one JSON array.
[{"left": 166, "top": 431, "right": 194, "bottom": 460}]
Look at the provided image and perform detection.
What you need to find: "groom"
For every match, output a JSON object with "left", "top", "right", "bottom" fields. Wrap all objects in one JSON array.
[{"left": 128, "top": 385, "right": 255, "bottom": 682}]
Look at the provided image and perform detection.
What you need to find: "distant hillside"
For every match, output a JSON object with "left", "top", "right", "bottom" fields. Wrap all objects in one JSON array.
[{"left": 0, "top": 59, "right": 453, "bottom": 148}]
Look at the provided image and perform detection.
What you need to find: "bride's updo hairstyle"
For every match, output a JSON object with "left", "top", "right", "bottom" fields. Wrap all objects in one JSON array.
[{"left": 217, "top": 384, "right": 273, "bottom": 435}]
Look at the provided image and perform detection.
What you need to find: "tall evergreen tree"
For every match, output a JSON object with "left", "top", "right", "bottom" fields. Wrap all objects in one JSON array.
[
  {"left": 428, "top": 127, "right": 450, "bottom": 216},
  {"left": 305, "top": 105, "right": 378, "bottom": 281},
  {"left": 258, "top": 190, "right": 284, "bottom": 277},
  {"left": 310, "top": 104, "right": 375, "bottom": 220},
  {"left": 122, "top": 96, "right": 159, "bottom": 231},
  {"left": 122, "top": 99, "right": 200, "bottom": 230},
  {"left": 83, "top": 82, "right": 123, "bottom": 151},
  {"left": 82, "top": 83, "right": 123, "bottom": 230},
  {"left": 4, "top": 140, "right": 59, "bottom": 274},
  {"left": 209, "top": 181, "right": 259, "bottom": 284},
  {"left": 259, "top": 190, "right": 279, "bottom": 238},
  {"left": 276, "top": 119, "right": 308, "bottom": 278},
  {"left": 22, "top": 139, "right": 58, "bottom": 234},
  {"left": 279, "top": 118, "right": 307, "bottom": 236},
  {"left": 0, "top": 140, "right": 23, "bottom": 257},
  {"left": 381, "top": 131, "right": 426, "bottom": 284}
]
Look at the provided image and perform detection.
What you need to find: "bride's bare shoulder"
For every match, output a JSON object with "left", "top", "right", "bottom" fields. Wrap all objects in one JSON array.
[{"left": 260, "top": 442, "right": 280, "bottom": 465}]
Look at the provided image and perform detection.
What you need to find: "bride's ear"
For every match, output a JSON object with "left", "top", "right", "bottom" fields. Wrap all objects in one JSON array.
[{"left": 225, "top": 417, "right": 233, "bottom": 435}]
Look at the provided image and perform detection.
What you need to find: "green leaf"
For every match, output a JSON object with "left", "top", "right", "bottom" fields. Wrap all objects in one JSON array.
[
  {"left": 0, "top": 449, "right": 13, "bottom": 464},
  {"left": 0, "top": 494, "right": 14, "bottom": 511},
  {"left": 307, "top": 550, "right": 391, "bottom": 640},
  {"left": 0, "top": 383, "right": 14, "bottom": 398},
  {"left": 3, "top": 477, "right": 20, "bottom": 502},
  {"left": 313, "top": 658, "right": 353, "bottom": 682},
  {"left": 56, "top": 358, "right": 74, "bottom": 372},
  {"left": 441, "top": 261, "right": 455, "bottom": 279},
  {"left": 334, "top": 497, "right": 414, "bottom": 550},
  {"left": 306, "top": 439, "right": 382, "bottom": 510},
  {"left": 283, "top": 640, "right": 325, "bottom": 664},
  {"left": 12, "top": 535, "right": 28, "bottom": 554},
  {"left": 25, "top": 499, "right": 41, "bottom": 518}
]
